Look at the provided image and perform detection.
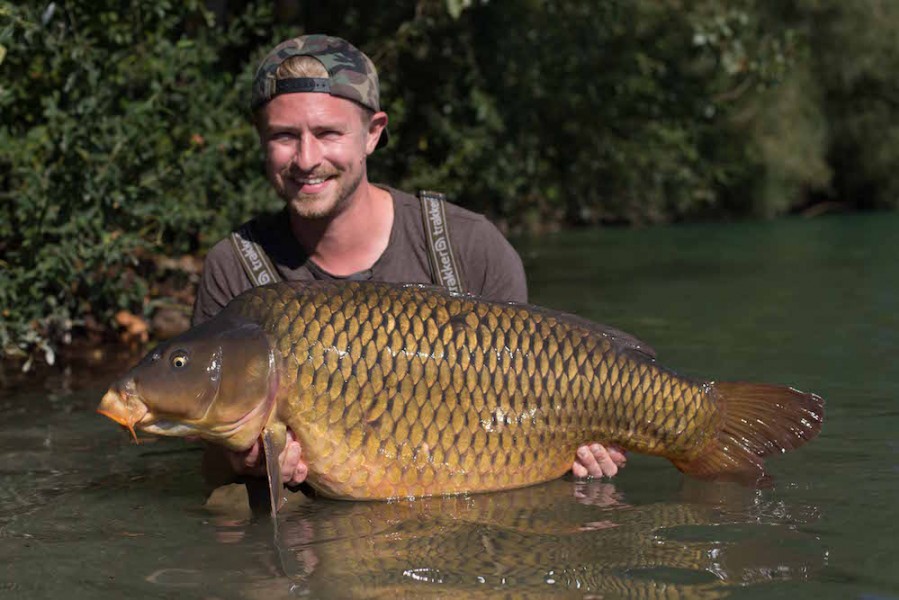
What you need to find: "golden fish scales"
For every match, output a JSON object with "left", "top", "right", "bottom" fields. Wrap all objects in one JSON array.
[
  {"left": 97, "top": 281, "right": 823, "bottom": 502},
  {"left": 229, "top": 282, "right": 719, "bottom": 500}
]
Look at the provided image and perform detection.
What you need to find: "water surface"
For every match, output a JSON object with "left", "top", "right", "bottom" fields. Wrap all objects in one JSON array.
[{"left": 1, "top": 212, "right": 896, "bottom": 598}]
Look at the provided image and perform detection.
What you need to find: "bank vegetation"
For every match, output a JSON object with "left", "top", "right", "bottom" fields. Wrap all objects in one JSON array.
[{"left": 3, "top": 0, "right": 898, "bottom": 365}]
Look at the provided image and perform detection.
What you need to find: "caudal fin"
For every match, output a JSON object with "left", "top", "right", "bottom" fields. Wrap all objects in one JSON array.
[{"left": 671, "top": 382, "right": 824, "bottom": 486}]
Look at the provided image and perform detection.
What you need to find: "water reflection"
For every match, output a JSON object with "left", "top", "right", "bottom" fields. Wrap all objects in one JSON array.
[{"left": 209, "top": 478, "right": 826, "bottom": 598}]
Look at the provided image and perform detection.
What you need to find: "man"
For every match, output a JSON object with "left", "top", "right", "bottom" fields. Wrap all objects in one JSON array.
[{"left": 194, "top": 34, "right": 625, "bottom": 495}]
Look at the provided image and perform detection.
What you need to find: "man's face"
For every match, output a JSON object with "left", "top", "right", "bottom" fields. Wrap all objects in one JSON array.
[{"left": 257, "top": 93, "right": 387, "bottom": 220}]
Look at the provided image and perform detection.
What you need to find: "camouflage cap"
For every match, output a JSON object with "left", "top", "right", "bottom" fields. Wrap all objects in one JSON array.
[{"left": 251, "top": 34, "right": 388, "bottom": 147}]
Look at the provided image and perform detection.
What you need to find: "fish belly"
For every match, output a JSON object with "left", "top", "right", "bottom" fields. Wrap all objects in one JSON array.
[{"left": 228, "top": 281, "right": 718, "bottom": 500}]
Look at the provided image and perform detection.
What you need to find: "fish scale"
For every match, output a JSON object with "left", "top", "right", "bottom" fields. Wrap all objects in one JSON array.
[
  {"left": 228, "top": 282, "right": 717, "bottom": 499},
  {"left": 99, "top": 280, "right": 824, "bottom": 500}
]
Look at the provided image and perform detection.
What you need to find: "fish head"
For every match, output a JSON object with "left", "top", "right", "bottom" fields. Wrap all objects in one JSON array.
[{"left": 97, "top": 315, "right": 279, "bottom": 451}]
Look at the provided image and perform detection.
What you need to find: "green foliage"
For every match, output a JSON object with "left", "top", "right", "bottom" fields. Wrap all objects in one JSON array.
[
  {"left": 365, "top": 0, "right": 804, "bottom": 225},
  {"left": 795, "top": 0, "right": 899, "bottom": 210},
  {"left": 1, "top": 0, "right": 897, "bottom": 363},
  {"left": 0, "top": 0, "right": 279, "bottom": 361}
]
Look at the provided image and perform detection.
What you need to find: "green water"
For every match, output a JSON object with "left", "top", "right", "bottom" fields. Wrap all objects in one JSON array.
[{"left": 1, "top": 212, "right": 896, "bottom": 598}]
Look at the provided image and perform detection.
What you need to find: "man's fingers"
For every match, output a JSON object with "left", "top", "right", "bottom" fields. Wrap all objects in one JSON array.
[
  {"left": 606, "top": 444, "right": 628, "bottom": 467},
  {"left": 242, "top": 442, "right": 261, "bottom": 469},
  {"left": 589, "top": 443, "right": 618, "bottom": 477},
  {"left": 280, "top": 440, "right": 302, "bottom": 483},
  {"left": 219, "top": 440, "right": 265, "bottom": 477},
  {"left": 572, "top": 459, "right": 589, "bottom": 478},
  {"left": 575, "top": 445, "right": 602, "bottom": 477},
  {"left": 289, "top": 461, "right": 308, "bottom": 486},
  {"left": 573, "top": 443, "right": 624, "bottom": 478},
  {"left": 279, "top": 429, "right": 308, "bottom": 486}
]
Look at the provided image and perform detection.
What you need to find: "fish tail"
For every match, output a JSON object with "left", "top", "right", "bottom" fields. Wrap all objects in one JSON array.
[{"left": 671, "top": 382, "right": 824, "bottom": 486}]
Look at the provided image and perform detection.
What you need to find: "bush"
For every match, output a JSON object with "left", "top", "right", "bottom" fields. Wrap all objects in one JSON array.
[
  {"left": 798, "top": 0, "right": 899, "bottom": 210},
  {"left": 1, "top": 0, "right": 896, "bottom": 364},
  {"left": 0, "top": 0, "right": 278, "bottom": 363},
  {"left": 368, "top": 1, "right": 802, "bottom": 225}
]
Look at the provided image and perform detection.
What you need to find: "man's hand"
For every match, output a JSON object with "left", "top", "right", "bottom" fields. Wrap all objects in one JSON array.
[
  {"left": 222, "top": 429, "right": 308, "bottom": 486},
  {"left": 572, "top": 442, "right": 627, "bottom": 478}
]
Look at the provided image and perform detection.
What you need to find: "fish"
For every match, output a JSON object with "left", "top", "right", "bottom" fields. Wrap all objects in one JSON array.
[
  {"left": 248, "top": 479, "right": 822, "bottom": 599},
  {"left": 97, "top": 281, "right": 824, "bottom": 503}
]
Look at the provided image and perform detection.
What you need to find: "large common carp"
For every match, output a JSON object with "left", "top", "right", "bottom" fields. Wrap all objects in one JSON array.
[{"left": 98, "top": 281, "right": 824, "bottom": 501}]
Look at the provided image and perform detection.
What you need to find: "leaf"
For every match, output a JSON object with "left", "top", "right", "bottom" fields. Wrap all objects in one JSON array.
[
  {"left": 41, "top": 2, "right": 56, "bottom": 26},
  {"left": 445, "top": 0, "right": 471, "bottom": 20}
]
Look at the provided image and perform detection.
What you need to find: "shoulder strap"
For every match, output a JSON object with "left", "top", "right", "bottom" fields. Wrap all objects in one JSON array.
[
  {"left": 419, "top": 190, "right": 465, "bottom": 294},
  {"left": 229, "top": 223, "right": 282, "bottom": 287}
]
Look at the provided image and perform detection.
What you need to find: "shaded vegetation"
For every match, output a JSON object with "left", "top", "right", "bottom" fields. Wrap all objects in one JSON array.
[{"left": 1, "top": 0, "right": 897, "bottom": 364}]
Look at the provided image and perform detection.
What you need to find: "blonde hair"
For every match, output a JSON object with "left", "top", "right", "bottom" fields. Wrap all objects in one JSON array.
[{"left": 275, "top": 55, "right": 329, "bottom": 79}]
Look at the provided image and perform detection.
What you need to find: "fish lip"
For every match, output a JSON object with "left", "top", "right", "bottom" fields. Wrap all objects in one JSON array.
[
  {"left": 97, "top": 385, "right": 149, "bottom": 442},
  {"left": 141, "top": 420, "right": 201, "bottom": 437}
]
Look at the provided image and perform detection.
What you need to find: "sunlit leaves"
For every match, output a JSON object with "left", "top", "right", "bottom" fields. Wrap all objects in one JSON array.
[{"left": 0, "top": 0, "right": 275, "bottom": 362}]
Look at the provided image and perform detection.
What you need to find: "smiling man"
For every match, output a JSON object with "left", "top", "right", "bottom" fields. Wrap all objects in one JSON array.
[{"left": 193, "top": 35, "right": 625, "bottom": 496}]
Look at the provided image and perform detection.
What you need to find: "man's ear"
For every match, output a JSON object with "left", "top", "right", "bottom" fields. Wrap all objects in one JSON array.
[{"left": 365, "top": 111, "right": 389, "bottom": 154}]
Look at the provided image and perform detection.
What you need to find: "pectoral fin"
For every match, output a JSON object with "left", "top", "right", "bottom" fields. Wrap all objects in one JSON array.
[{"left": 260, "top": 423, "right": 287, "bottom": 528}]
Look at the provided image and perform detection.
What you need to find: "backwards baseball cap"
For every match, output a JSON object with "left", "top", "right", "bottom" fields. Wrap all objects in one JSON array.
[{"left": 250, "top": 34, "right": 388, "bottom": 148}]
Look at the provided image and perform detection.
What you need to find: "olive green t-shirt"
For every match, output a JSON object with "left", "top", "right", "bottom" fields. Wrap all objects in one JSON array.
[{"left": 192, "top": 187, "right": 527, "bottom": 325}]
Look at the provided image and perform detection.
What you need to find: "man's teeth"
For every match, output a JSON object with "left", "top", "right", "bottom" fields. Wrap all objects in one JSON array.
[{"left": 298, "top": 177, "right": 327, "bottom": 185}]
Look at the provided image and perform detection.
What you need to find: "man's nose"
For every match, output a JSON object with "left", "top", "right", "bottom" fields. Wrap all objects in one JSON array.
[{"left": 293, "top": 136, "right": 322, "bottom": 171}]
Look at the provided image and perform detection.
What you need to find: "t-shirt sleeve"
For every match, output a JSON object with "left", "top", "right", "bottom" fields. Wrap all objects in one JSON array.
[
  {"left": 191, "top": 239, "right": 253, "bottom": 326},
  {"left": 458, "top": 217, "right": 528, "bottom": 303}
]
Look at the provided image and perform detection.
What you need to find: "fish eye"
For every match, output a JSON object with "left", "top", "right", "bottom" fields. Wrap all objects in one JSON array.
[{"left": 170, "top": 351, "right": 189, "bottom": 369}]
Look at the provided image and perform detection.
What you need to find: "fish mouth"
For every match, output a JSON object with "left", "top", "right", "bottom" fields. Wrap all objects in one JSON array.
[
  {"left": 95, "top": 383, "right": 254, "bottom": 448},
  {"left": 97, "top": 385, "right": 149, "bottom": 443},
  {"left": 142, "top": 420, "right": 202, "bottom": 437}
]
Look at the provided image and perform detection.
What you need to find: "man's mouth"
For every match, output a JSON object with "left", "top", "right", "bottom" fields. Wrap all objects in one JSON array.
[{"left": 290, "top": 174, "right": 334, "bottom": 193}]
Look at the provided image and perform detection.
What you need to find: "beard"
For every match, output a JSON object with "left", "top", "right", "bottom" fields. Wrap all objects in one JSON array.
[{"left": 280, "top": 163, "right": 365, "bottom": 221}]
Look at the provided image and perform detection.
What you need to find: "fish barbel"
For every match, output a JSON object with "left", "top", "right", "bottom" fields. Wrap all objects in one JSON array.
[{"left": 98, "top": 281, "right": 824, "bottom": 500}]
